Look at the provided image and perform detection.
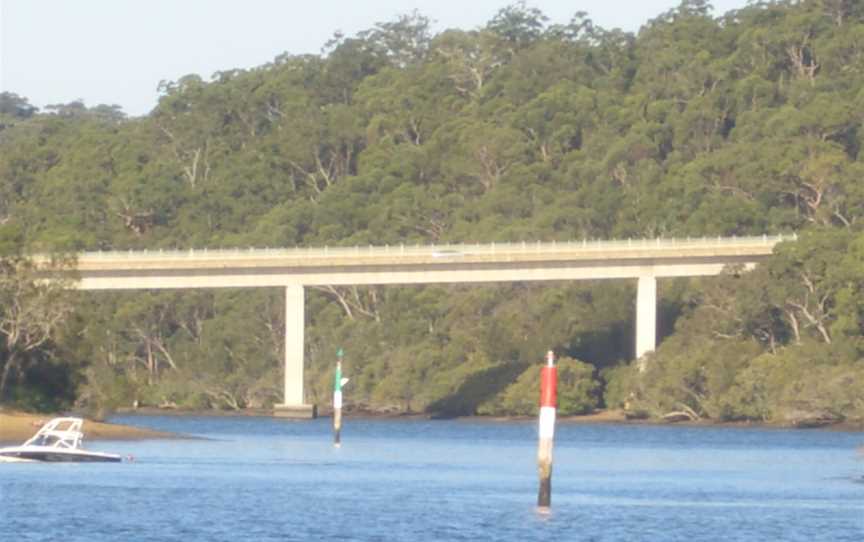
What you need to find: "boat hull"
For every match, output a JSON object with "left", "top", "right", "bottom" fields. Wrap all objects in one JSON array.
[{"left": 0, "top": 447, "right": 122, "bottom": 463}]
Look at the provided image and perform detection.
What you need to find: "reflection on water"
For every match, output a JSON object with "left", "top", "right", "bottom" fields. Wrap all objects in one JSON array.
[{"left": 2, "top": 416, "right": 862, "bottom": 542}]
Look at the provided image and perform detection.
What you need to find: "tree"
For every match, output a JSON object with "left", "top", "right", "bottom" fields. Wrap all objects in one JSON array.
[
  {"left": 433, "top": 30, "right": 506, "bottom": 98},
  {"left": 767, "top": 229, "right": 860, "bottom": 345},
  {"left": 0, "top": 255, "right": 75, "bottom": 401},
  {"left": 486, "top": 2, "right": 548, "bottom": 51},
  {"left": 480, "top": 356, "right": 600, "bottom": 416},
  {"left": 357, "top": 11, "right": 434, "bottom": 68},
  {"left": 0, "top": 92, "right": 38, "bottom": 130}
]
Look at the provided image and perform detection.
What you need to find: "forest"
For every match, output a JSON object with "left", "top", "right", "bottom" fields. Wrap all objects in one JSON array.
[{"left": 0, "top": 0, "right": 862, "bottom": 425}]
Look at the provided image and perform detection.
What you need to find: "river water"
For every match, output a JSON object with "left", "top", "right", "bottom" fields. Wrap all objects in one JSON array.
[{"left": 1, "top": 415, "right": 862, "bottom": 541}]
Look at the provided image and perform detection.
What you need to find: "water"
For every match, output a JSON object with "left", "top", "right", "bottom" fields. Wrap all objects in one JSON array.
[{"left": 2, "top": 416, "right": 862, "bottom": 541}]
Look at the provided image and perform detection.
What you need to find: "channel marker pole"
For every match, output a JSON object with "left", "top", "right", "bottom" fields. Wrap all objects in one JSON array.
[
  {"left": 333, "top": 348, "right": 344, "bottom": 447},
  {"left": 537, "top": 350, "right": 557, "bottom": 509}
]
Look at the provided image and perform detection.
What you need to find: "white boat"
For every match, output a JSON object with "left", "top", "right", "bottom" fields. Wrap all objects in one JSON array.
[{"left": 0, "top": 417, "right": 122, "bottom": 463}]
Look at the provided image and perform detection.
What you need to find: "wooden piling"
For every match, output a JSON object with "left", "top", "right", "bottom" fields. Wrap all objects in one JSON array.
[{"left": 537, "top": 350, "right": 557, "bottom": 509}]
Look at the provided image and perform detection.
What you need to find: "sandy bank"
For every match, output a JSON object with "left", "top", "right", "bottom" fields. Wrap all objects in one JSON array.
[{"left": 0, "top": 410, "right": 178, "bottom": 444}]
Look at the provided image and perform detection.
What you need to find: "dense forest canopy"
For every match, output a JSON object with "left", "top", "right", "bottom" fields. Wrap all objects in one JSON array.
[{"left": 0, "top": 0, "right": 862, "bottom": 424}]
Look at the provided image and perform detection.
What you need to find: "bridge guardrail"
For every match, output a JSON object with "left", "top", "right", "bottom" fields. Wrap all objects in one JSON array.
[{"left": 75, "top": 234, "right": 797, "bottom": 261}]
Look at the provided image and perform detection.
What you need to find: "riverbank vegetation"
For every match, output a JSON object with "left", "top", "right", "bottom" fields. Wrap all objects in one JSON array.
[{"left": 1, "top": 1, "right": 862, "bottom": 426}]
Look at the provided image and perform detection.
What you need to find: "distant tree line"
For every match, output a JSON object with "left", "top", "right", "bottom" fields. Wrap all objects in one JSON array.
[{"left": 0, "top": 0, "right": 861, "bottom": 424}]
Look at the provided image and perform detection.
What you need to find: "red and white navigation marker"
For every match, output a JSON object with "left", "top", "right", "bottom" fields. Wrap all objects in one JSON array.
[{"left": 537, "top": 350, "right": 557, "bottom": 509}]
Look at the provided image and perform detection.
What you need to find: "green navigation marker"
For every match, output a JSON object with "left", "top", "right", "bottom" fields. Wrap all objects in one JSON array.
[{"left": 334, "top": 362, "right": 342, "bottom": 393}]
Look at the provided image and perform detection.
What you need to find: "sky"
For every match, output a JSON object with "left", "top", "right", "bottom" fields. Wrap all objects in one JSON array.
[{"left": 1, "top": 0, "right": 752, "bottom": 117}]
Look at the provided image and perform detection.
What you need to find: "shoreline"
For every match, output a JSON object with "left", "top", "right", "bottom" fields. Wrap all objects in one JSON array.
[
  {"left": 4, "top": 407, "right": 859, "bottom": 444},
  {"left": 114, "top": 406, "right": 864, "bottom": 432},
  {"left": 3, "top": 408, "right": 859, "bottom": 474}
]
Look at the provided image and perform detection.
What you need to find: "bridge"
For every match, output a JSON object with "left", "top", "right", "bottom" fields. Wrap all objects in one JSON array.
[{"left": 51, "top": 234, "right": 795, "bottom": 416}]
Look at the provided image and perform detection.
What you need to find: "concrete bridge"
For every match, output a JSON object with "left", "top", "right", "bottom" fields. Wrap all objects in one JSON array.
[{"left": 56, "top": 234, "right": 794, "bottom": 416}]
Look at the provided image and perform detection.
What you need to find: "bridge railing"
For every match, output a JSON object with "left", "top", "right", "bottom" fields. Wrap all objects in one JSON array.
[{"left": 78, "top": 234, "right": 797, "bottom": 260}]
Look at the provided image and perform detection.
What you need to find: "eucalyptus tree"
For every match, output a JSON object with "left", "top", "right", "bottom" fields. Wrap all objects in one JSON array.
[{"left": 0, "top": 254, "right": 75, "bottom": 402}]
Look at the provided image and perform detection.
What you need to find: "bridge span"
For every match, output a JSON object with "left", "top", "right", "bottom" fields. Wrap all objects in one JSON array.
[{"left": 54, "top": 234, "right": 794, "bottom": 416}]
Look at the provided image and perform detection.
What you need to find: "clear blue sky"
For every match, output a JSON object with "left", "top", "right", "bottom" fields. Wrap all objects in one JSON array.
[{"left": 0, "top": 0, "right": 751, "bottom": 117}]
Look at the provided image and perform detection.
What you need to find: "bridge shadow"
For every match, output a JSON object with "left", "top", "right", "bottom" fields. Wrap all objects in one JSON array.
[{"left": 426, "top": 361, "right": 528, "bottom": 419}]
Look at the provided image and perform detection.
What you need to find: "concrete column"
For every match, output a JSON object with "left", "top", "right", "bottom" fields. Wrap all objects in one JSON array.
[
  {"left": 635, "top": 275, "right": 657, "bottom": 371},
  {"left": 274, "top": 284, "right": 316, "bottom": 418},
  {"left": 284, "top": 284, "right": 304, "bottom": 405}
]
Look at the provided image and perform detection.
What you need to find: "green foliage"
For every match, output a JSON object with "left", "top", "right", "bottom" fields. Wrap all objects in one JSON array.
[
  {"left": 0, "top": 255, "right": 76, "bottom": 407},
  {"left": 1, "top": 1, "right": 863, "bottom": 421},
  {"left": 726, "top": 345, "right": 864, "bottom": 424},
  {"left": 615, "top": 229, "right": 864, "bottom": 423},
  {"left": 77, "top": 360, "right": 138, "bottom": 419},
  {"left": 602, "top": 363, "right": 638, "bottom": 411},
  {"left": 479, "top": 357, "right": 600, "bottom": 416}
]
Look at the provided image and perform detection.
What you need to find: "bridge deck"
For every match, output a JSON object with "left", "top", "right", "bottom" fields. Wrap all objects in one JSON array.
[
  {"left": 34, "top": 235, "right": 794, "bottom": 289},
  {"left": 72, "top": 235, "right": 791, "bottom": 269}
]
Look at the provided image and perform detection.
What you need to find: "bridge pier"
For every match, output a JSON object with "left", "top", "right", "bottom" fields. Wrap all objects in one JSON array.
[
  {"left": 274, "top": 284, "right": 317, "bottom": 418},
  {"left": 635, "top": 275, "right": 656, "bottom": 371}
]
